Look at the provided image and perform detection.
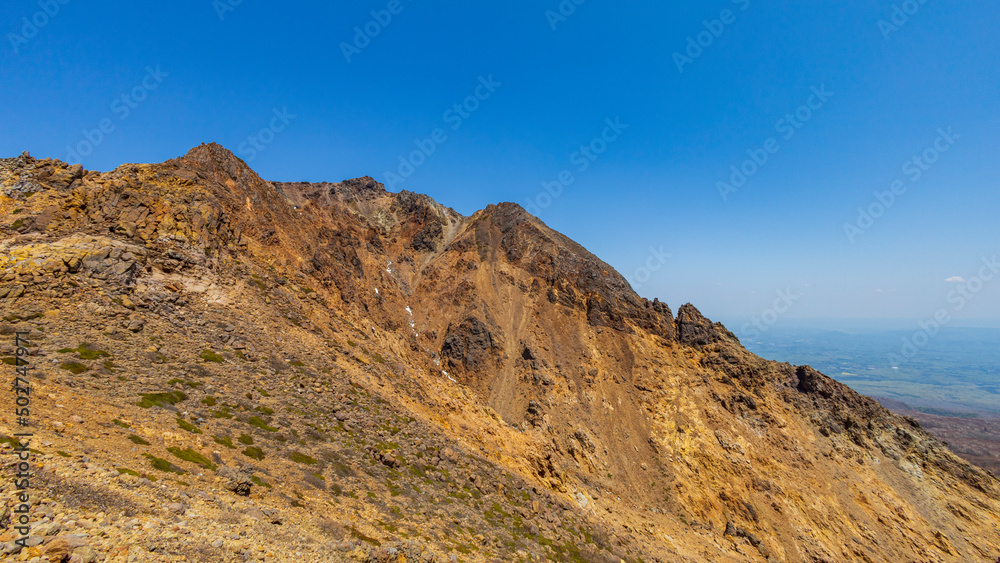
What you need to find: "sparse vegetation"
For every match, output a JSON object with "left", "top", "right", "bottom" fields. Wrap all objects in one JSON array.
[
  {"left": 0, "top": 436, "right": 25, "bottom": 448},
  {"left": 60, "top": 361, "right": 89, "bottom": 374},
  {"left": 57, "top": 345, "right": 111, "bottom": 360},
  {"left": 213, "top": 435, "right": 235, "bottom": 449},
  {"left": 251, "top": 475, "right": 272, "bottom": 488},
  {"left": 167, "top": 447, "right": 217, "bottom": 471},
  {"left": 242, "top": 446, "right": 265, "bottom": 461},
  {"left": 138, "top": 391, "right": 187, "bottom": 409},
  {"left": 168, "top": 378, "right": 202, "bottom": 388},
  {"left": 144, "top": 453, "right": 185, "bottom": 474},
  {"left": 128, "top": 435, "right": 150, "bottom": 445},
  {"left": 176, "top": 418, "right": 203, "bottom": 434},
  {"left": 248, "top": 416, "right": 278, "bottom": 432},
  {"left": 349, "top": 526, "right": 381, "bottom": 547},
  {"left": 200, "top": 349, "right": 225, "bottom": 363},
  {"left": 289, "top": 451, "right": 317, "bottom": 465}
]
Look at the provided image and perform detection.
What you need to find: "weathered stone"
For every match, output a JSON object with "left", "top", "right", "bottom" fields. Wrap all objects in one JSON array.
[{"left": 42, "top": 537, "right": 70, "bottom": 561}]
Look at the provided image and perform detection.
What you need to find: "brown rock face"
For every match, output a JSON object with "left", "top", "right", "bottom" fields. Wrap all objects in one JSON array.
[
  {"left": 2, "top": 145, "right": 999, "bottom": 562},
  {"left": 42, "top": 538, "right": 70, "bottom": 561},
  {"left": 440, "top": 316, "right": 501, "bottom": 373}
]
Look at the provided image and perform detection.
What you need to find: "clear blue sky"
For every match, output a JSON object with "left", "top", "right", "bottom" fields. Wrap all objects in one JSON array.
[{"left": 3, "top": 1, "right": 998, "bottom": 326}]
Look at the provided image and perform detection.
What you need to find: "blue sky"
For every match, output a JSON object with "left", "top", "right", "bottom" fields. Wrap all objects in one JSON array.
[{"left": 3, "top": 0, "right": 998, "bottom": 327}]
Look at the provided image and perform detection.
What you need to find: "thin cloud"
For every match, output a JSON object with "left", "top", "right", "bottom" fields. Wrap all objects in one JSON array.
[{"left": 945, "top": 276, "right": 966, "bottom": 283}]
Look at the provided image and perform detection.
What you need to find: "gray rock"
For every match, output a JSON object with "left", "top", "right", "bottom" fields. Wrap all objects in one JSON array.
[
  {"left": 165, "top": 502, "right": 186, "bottom": 515},
  {"left": 32, "top": 521, "right": 61, "bottom": 536},
  {"left": 217, "top": 466, "right": 254, "bottom": 496}
]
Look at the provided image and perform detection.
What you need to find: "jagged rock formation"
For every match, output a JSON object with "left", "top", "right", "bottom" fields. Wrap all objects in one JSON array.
[{"left": 1, "top": 144, "right": 998, "bottom": 562}]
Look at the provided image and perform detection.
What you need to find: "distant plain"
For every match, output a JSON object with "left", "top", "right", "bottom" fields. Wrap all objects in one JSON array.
[{"left": 731, "top": 321, "right": 1000, "bottom": 416}]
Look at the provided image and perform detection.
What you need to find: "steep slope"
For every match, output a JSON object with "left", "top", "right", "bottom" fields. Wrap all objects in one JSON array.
[{"left": 1, "top": 144, "right": 998, "bottom": 562}]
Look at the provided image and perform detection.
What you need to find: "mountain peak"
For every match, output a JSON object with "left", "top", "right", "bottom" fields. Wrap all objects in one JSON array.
[{"left": 178, "top": 142, "right": 254, "bottom": 178}]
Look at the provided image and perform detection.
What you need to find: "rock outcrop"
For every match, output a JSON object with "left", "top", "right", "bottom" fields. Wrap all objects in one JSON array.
[{"left": 1, "top": 145, "right": 998, "bottom": 562}]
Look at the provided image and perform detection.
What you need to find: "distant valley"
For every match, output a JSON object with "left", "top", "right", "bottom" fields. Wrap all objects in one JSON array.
[{"left": 736, "top": 322, "right": 1000, "bottom": 473}]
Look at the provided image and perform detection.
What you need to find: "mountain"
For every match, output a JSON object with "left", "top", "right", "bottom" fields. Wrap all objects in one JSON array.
[{"left": 1, "top": 143, "right": 999, "bottom": 562}]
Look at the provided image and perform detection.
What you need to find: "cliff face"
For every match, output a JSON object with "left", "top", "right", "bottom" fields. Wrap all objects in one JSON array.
[{"left": 1, "top": 144, "right": 998, "bottom": 563}]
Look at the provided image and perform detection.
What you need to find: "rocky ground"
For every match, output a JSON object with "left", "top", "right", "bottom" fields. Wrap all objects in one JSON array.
[{"left": 1, "top": 145, "right": 999, "bottom": 562}]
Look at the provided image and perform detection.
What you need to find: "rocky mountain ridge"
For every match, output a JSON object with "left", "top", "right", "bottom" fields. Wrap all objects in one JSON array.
[{"left": 1, "top": 143, "right": 998, "bottom": 562}]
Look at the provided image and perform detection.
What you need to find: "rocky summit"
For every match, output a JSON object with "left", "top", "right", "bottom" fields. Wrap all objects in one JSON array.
[{"left": 1, "top": 143, "right": 999, "bottom": 562}]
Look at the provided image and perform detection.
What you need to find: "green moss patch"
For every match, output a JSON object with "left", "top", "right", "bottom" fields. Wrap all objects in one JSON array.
[
  {"left": 138, "top": 391, "right": 187, "bottom": 409},
  {"left": 200, "top": 349, "right": 224, "bottom": 363},
  {"left": 248, "top": 416, "right": 278, "bottom": 432},
  {"left": 176, "top": 418, "right": 203, "bottom": 434},
  {"left": 58, "top": 345, "right": 111, "bottom": 360},
  {"left": 213, "top": 435, "right": 235, "bottom": 449},
  {"left": 144, "top": 453, "right": 185, "bottom": 474},
  {"left": 289, "top": 451, "right": 317, "bottom": 465},
  {"left": 167, "top": 447, "right": 217, "bottom": 471},
  {"left": 59, "top": 361, "right": 89, "bottom": 375},
  {"left": 168, "top": 378, "right": 202, "bottom": 388},
  {"left": 242, "top": 446, "right": 265, "bottom": 461},
  {"left": 128, "top": 435, "right": 150, "bottom": 445}
]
